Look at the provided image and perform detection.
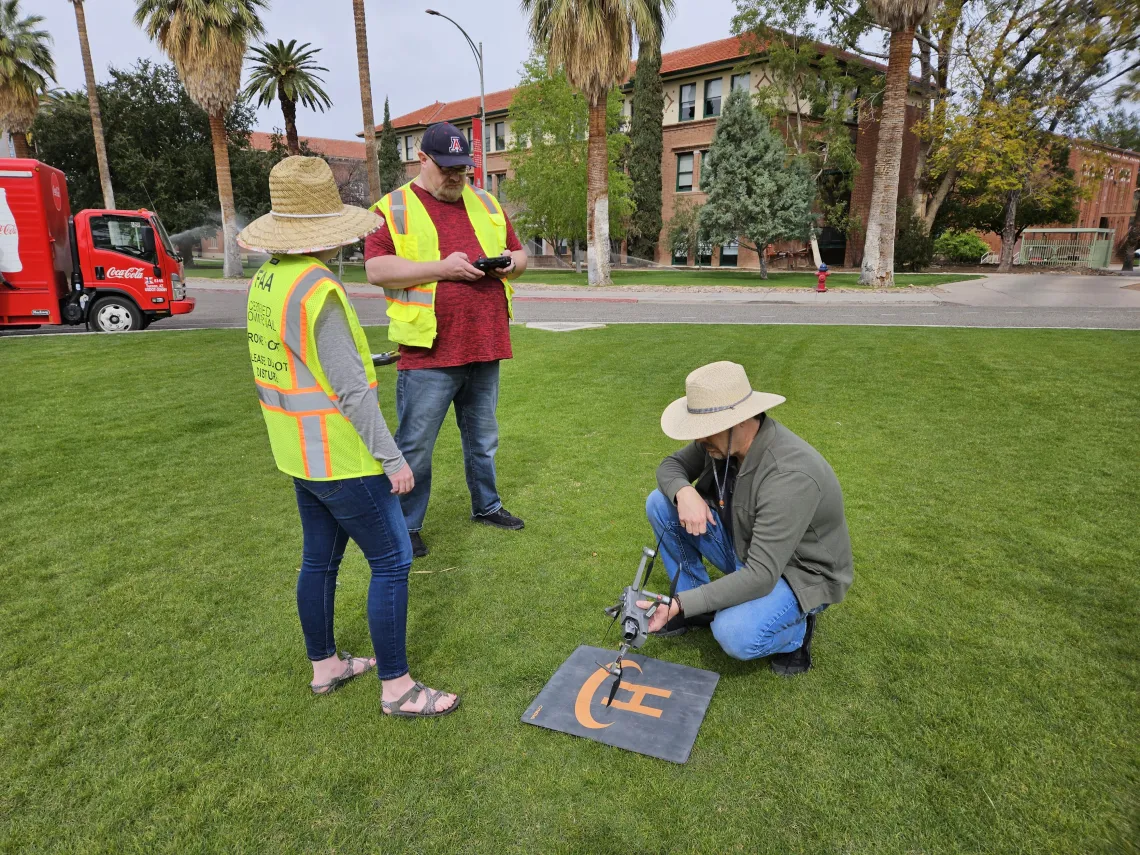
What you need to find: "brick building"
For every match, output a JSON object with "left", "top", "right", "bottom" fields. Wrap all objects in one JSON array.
[{"left": 382, "top": 34, "right": 1139, "bottom": 269}]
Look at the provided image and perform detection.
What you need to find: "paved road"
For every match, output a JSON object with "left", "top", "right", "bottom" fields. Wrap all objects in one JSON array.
[{"left": 5, "top": 273, "right": 1140, "bottom": 337}]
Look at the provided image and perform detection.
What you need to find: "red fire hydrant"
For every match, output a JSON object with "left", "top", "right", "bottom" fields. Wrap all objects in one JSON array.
[{"left": 816, "top": 264, "right": 829, "bottom": 293}]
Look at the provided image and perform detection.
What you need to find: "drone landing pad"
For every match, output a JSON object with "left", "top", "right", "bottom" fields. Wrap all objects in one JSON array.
[{"left": 521, "top": 645, "right": 719, "bottom": 764}]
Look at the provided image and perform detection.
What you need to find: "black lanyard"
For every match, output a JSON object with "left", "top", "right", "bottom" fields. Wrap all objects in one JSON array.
[{"left": 710, "top": 426, "right": 734, "bottom": 512}]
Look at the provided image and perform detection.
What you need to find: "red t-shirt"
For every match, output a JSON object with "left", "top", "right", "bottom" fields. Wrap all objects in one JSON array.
[{"left": 365, "top": 183, "right": 523, "bottom": 370}]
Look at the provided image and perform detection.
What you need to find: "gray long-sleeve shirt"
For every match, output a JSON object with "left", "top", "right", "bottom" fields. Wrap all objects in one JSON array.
[
  {"left": 314, "top": 300, "right": 406, "bottom": 475},
  {"left": 656, "top": 416, "right": 853, "bottom": 615}
]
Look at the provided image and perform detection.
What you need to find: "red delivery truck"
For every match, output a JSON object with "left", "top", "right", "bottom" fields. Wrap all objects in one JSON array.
[{"left": 0, "top": 159, "right": 195, "bottom": 332}]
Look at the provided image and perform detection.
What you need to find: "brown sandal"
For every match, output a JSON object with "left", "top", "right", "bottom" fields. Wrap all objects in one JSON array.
[
  {"left": 381, "top": 681, "right": 461, "bottom": 718},
  {"left": 310, "top": 653, "right": 374, "bottom": 695}
]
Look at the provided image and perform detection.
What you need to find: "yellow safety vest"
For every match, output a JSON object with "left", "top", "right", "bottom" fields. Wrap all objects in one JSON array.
[
  {"left": 246, "top": 254, "right": 384, "bottom": 481},
  {"left": 372, "top": 181, "right": 512, "bottom": 347}
]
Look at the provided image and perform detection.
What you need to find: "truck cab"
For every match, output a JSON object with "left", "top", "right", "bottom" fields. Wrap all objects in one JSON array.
[
  {"left": 0, "top": 159, "right": 195, "bottom": 332},
  {"left": 74, "top": 208, "right": 193, "bottom": 331}
]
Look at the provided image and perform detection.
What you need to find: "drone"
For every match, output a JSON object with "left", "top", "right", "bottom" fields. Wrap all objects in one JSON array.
[{"left": 600, "top": 546, "right": 672, "bottom": 707}]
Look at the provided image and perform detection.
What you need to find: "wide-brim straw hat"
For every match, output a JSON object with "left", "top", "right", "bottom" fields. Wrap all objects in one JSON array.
[
  {"left": 237, "top": 156, "right": 380, "bottom": 254},
  {"left": 661, "top": 361, "right": 786, "bottom": 440}
]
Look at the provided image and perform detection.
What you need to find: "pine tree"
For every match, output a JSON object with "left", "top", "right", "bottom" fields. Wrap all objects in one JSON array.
[
  {"left": 699, "top": 88, "right": 814, "bottom": 278},
  {"left": 628, "top": 32, "right": 664, "bottom": 262},
  {"left": 377, "top": 96, "right": 405, "bottom": 195}
]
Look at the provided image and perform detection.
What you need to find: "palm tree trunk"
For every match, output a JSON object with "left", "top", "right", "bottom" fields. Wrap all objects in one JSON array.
[
  {"left": 997, "top": 188, "right": 1020, "bottom": 272},
  {"left": 208, "top": 113, "right": 243, "bottom": 278},
  {"left": 859, "top": 27, "right": 915, "bottom": 288},
  {"left": 280, "top": 92, "right": 300, "bottom": 156},
  {"left": 353, "top": 0, "right": 381, "bottom": 204},
  {"left": 73, "top": 0, "right": 115, "bottom": 209},
  {"left": 585, "top": 94, "right": 611, "bottom": 285}
]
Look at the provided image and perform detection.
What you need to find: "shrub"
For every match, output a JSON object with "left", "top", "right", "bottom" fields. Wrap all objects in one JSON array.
[
  {"left": 894, "top": 199, "right": 933, "bottom": 271},
  {"left": 933, "top": 229, "right": 992, "bottom": 263}
]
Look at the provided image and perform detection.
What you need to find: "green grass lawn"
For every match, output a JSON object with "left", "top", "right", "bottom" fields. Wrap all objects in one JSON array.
[
  {"left": 187, "top": 258, "right": 980, "bottom": 289},
  {"left": 1, "top": 325, "right": 1137, "bottom": 853}
]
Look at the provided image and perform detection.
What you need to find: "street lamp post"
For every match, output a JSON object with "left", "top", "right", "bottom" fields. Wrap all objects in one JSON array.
[{"left": 425, "top": 9, "right": 485, "bottom": 190}]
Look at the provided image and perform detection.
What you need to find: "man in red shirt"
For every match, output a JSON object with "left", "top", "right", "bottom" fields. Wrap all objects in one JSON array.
[{"left": 365, "top": 122, "right": 528, "bottom": 558}]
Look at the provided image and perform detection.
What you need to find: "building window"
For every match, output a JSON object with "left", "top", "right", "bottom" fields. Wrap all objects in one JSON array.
[
  {"left": 696, "top": 149, "right": 710, "bottom": 190},
  {"left": 494, "top": 121, "right": 506, "bottom": 150},
  {"left": 465, "top": 126, "right": 472, "bottom": 143},
  {"left": 404, "top": 136, "right": 414, "bottom": 161},
  {"left": 672, "top": 245, "right": 688, "bottom": 265},
  {"left": 491, "top": 172, "right": 507, "bottom": 200},
  {"left": 704, "top": 78, "right": 723, "bottom": 118},
  {"left": 697, "top": 242, "right": 713, "bottom": 266},
  {"left": 679, "top": 83, "right": 696, "bottom": 121},
  {"left": 719, "top": 240, "right": 738, "bottom": 267},
  {"left": 676, "top": 153, "right": 694, "bottom": 192},
  {"left": 731, "top": 72, "right": 750, "bottom": 94}
]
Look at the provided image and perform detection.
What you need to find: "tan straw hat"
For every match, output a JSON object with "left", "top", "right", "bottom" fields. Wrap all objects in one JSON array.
[
  {"left": 661, "top": 361, "right": 786, "bottom": 440},
  {"left": 237, "top": 156, "right": 381, "bottom": 254}
]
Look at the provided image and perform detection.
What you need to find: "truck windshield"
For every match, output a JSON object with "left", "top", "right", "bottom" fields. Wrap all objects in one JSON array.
[
  {"left": 151, "top": 215, "right": 177, "bottom": 258},
  {"left": 89, "top": 215, "right": 157, "bottom": 264}
]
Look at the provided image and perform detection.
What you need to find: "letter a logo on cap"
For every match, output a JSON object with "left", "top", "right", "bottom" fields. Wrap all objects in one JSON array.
[{"left": 449, "top": 136, "right": 463, "bottom": 153}]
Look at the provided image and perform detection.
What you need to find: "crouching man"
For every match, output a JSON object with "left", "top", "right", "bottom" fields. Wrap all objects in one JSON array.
[{"left": 642, "top": 361, "right": 853, "bottom": 676}]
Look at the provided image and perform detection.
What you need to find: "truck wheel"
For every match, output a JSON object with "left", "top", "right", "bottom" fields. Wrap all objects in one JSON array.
[{"left": 88, "top": 296, "right": 142, "bottom": 333}]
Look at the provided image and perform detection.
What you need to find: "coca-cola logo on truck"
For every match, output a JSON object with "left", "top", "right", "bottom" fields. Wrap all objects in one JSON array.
[
  {"left": 51, "top": 174, "right": 62, "bottom": 211},
  {"left": 0, "top": 224, "right": 15, "bottom": 235},
  {"left": 106, "top": 267, "right": 145, "bottom": 279}
]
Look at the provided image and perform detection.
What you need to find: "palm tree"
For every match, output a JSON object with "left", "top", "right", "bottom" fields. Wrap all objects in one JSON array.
[
  {"left": 0, "top": 0, "right": 55, "bottom": 159},
  {"left": 243, "top": 39, "right": 332, "bottom": 157},
  {"left": 521, "top": 0, "right": 665, "bottom": 285},
  {"left": 70, "top": 0, "right": 114, "bottom": 208},
  {"left": 352, "top": 0, "right": 381, "bottom": 204},
  {"left": 857, "top": 0, "right": 940, "bottom": 287},
  {"left": 134, "top": 0, "right": 266, "bottom": 278}
]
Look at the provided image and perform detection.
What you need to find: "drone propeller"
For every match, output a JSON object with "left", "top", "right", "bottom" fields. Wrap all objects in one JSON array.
[{"left": 604, "top": 657, "right": 624, "bottom": 709}]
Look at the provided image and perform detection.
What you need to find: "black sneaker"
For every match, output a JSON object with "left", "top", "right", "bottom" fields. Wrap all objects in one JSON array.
[
  {"left": 409, "top": 531, "right": 428, "bottom": 558},
  {"left": 770, "top": 613, "right": 816, "bottom": 677},
  {"left": 472, "top": 507, "right": 525, "bottom": 530}
]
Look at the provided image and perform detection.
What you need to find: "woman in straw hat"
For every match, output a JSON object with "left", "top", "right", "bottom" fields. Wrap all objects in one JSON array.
[
  {"left": 239, "top": 156, "right": 458, "bottom": 717},
  {"left": 640, "top": 361, "right": 853, "bottom": 676}
]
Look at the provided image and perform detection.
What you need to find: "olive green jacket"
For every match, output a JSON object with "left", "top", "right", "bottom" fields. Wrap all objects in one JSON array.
[{"left": 656, "top": 416, "right": 853, "bottom": 616}]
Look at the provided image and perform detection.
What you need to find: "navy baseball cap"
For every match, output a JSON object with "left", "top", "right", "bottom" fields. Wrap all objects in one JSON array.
[{"left": 421, "top": 122, "right": 474, "bottom": 168}]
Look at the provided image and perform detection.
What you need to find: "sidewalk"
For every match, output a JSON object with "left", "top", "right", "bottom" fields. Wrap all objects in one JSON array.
[{"left": 188, "top": 271, "right": 1140, "bottom": 309}]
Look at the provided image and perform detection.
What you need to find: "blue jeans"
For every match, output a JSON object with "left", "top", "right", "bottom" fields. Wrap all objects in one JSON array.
[
  {"left": 646, "top": 489, "right": 820, "bottom": 660},
  {"left": 294, "top": 475, "right": 413, "bottom": 680},
  {"left": 395, "top": 362, "right": 502, "bottom": 532}
]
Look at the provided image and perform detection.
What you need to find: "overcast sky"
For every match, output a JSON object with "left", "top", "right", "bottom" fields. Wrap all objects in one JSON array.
[{"left": 38, "top": 0, "right": 748, "bottom": 141}]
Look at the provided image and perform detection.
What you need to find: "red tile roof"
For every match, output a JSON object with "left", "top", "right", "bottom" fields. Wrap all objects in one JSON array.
[
  {"left": 385, "top": 88, "right": 519, "bottom": 131},
  {"left": 648, "top": 33, "right": 888, "bottom": 77},
  {"left": 249, "top": 131, "right": 366, "bottom": 160},
  {"left": 380, "top": 35, "right": 894, "bottom": 133}
]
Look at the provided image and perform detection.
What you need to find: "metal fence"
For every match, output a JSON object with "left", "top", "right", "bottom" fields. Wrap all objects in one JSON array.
[{"left": 1018, "top": 228, "right": 1116, "bottom": 269}]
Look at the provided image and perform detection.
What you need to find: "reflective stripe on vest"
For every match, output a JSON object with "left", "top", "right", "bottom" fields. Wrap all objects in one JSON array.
[
  {"left": 382, "top": 286, "right": 433, "bottom": 307},
  {"left": 298, "top": 415, "right": 331, "bottom": 479},
  {"left": 389, "top": 188, "right": 408, "bottom": 235},
  {"left": 255, "top": 385, "right": 337, "bottom": 415},
  {"left": 470, "top": 186, "right": 499, "bottom": 217}
]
